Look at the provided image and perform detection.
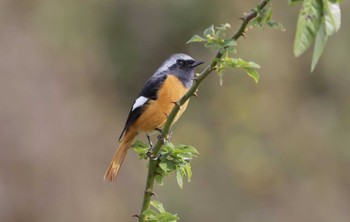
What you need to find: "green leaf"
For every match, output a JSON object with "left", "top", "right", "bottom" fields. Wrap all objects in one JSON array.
[
  {"left": 328, "top": 0, "right": 342, "bottom": 3},
  {"left": 185, "top": 165, "right": 192, "bottom": 182},
  {"left": 176, "top": 169, "right": 183, "bottom": 189},
  {"left": 132, "top": 140, "right": 148, "bottom": 149},
  {"left": 294, "top": 0, "right": 323, "bottom": 57},
  {"left": 223, "top": 39, "right": 237, "bottom": 48},
  {"left": 204, "top": 41, "right": 221, "bottom": 49},
  {"left": 267, "top": 20, "right": 286, "bottom": 31},
  {"left": 132, "top": 140, "right": 149, "bottom": 159},
  {"left": 324, "top": 1, "right": 341, "bottom": 36},
  {"left": 153, "top": 212, "right": 179, "bottom": 222},
  {"left": 289, "top": 0, "right": 303, "bottom": 4},
  {"left": 159, "top": 161, "right": 176, "bottom": 173},
  {"left": 155, "top": 174, "right": 164, "bottom": 186},
  {"left": 151, "top": 200, "right": 165, "bottom": 213},
  {"left": 311, "top": 20, "right": 328, "bottom": 71},
  {"left": 186, "top": 34, "right": 206, "bottom": 44},
  {"left": 143, "top": 209, "right": 158, "bottom": 218},
  {"left": 203, "top": 25, "right": 215, "bottom": 37},
  {"left": 175, "top": 145, "right": 199, "bottom": 156},
  {"left": 243, "top": 67, "right": 260, "bottom": 83}
]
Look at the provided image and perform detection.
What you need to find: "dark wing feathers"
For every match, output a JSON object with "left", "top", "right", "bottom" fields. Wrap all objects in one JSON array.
[{"left": 118, "top": 75, "right": 167, "bottom": 140}]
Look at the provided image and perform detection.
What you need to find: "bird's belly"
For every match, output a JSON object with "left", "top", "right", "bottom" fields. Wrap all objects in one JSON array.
[{"left": 132, "top": 75, "right": 189, "bottom": 133}]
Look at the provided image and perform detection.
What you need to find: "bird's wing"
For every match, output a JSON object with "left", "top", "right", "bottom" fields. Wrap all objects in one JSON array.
[{"left": 118, "top": 75, "right": 168, "bottom": 141}]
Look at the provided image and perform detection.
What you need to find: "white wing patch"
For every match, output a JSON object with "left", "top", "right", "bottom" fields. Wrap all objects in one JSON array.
[{"left": 132, "top": 96, "right": 148, "bottom": 111}]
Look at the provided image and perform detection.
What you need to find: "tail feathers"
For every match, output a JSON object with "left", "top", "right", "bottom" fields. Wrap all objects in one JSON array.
[{"left": 104, "top": 130, "right": 137, "bottom": 182}]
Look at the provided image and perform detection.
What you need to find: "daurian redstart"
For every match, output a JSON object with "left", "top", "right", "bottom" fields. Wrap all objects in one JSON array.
[{"left": 104, "top": 53, "right": 203, "bottom": 182}]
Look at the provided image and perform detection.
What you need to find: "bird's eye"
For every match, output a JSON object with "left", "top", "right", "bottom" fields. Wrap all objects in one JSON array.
[
  {"left": 188, "top": 60, "right": 195, "bottom": 65},
  {"left": 176, "top": 59, "right": 185, "bottom": 66}
]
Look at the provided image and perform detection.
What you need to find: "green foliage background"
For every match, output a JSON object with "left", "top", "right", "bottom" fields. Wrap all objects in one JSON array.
[{"left": 0, "top": 0, "right": 349, "bottom": 221}]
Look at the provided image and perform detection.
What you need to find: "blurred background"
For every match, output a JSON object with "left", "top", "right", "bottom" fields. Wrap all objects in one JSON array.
[{"left": 1, "top": 0, "right": 350, "bottom": 221}]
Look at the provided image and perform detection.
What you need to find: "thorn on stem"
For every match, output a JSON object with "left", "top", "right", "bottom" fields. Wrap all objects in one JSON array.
[
  {"left": 150, "top": 191, "right": 158, "bottom": 197},
  {"left": 171, "top": 101, "right": 181, "bottom": 108},
  {"left": 132, "top": 214, "right": 140, "bottom": 219},
  {"left": 145, "top": 189, "right": 158, "bottom": 197}
]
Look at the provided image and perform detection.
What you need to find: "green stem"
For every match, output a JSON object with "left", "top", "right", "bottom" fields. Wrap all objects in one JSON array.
[{"left": 138, "top": 1, "right": 270, "bottom": 221}]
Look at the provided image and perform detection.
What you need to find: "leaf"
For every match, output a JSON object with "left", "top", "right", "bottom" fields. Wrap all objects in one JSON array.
[
  {"left": 143, "top": 209, "right": 158, "bottom": 218},
  {"left": 176, "top": 169, "right": 183, "bottom": 189},
  {"left": 132, "top": 140, "right": 148, "bottom": 149},
  {"left": 159, "top": 161, "right": 175, "bottom": 173},
  {"left": 243, "top": 67, "right": 260, "bottom": 83},
  {"left": 186, "top": 34, "right": 206, "bottom": 44},
  {"left": 324, "top": 1, "right": 341, "bottom": 36},
  {"left": 132, "top": 140, "right": 149, "bottom": 159},
  {"left": 155, "top": 174, "right": 164, "bottom": 186},
  {"left": 311, "top": 20, "right": 328, "bottom": 71},
  {"left": 175, "top": 145, "right": 199, "bottom": 156},
  {"left": 153, "top": 212, "right": 179, "bottom": 222},
  {"left": 289, "top": 0, "right": 303, "bottom": 4},
  {"left": 203, "top": 25, "right": 215, "bottom": 37},
  {"left": 223, "top": 39, "right": 237, "bottom": 48},
  {"left": 204, "top": 41, "right": 221, "bottom": 49},
  {"left": 267, "top": 20, "right": 286, "bottom": 31},
  {"left": 185, "top": 165, "right": 192, "bottom": 182},
  {"left": 151, "top": 200, "right": 165, "bottom": 213},
  {"left": 293, "top": 0, "right": 323, "bottom": 57}
]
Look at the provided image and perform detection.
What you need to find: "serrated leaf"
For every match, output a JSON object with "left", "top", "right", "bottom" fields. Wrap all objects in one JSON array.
[
  {"left": 132, "top": 140, "right": 148, "bottom": 149},
  {"left": 243, "top": 67, "right": 259, "bottom": 83},
  {"left": 176, "top": 170, "right": 183, "bottom": 189},
  {"left": 267, "top": 20, "right": 286, "bottom": 31},
  {"left": 151, "top": 200, "right": 165, "bottom": 213},
  {"left": 164, "top": 142, "right": 175, "bottom": 150},
  {"left": 328, "top": 0, "right": 342, "bottom": 4},
  {"left": 266, "top": 7, "right": 272, "bottom": 21},
  {"left": 155, "top": 174, "right": 164, "bottom": 186},
  {"left": 185, "top": 165, "right": 192, "bottom": 182},
  {"left": 294, "top": 0, "right": 323, "bottom": 57},
  {"left": 153, "top": 212, "right": 179, "bottom": 222},
  {"left": 311, "top": 20, "right": 328, "bottom": 71},
  {"left": 324, "top": 1, "right": 341, "bottom": 36},
  {"left": 159, "top": 161, "right": 175, "bottom": 173},
  {"left": 186, "top": 34, "right": 206, "bottom": 44},
  {"left": 247, "top": 61, "right": 261, "bottom": 69},
  {"left": 143, "top": 209, "right": 158, "bottom": 218},
  {"left": 289, "top": 0, "right": 303, "bottom": 4},
  {"left": 204, "top": 41, "right": 221, "bottom": 49},
  {"left": 176, "top": 145, "right": 199, "bottom": 156},
  {"left": 203, "top": 25, "right": 215, "bottom": 37},
  {"left": 223, "top": 39, "right": 237, "bottom": 48}
]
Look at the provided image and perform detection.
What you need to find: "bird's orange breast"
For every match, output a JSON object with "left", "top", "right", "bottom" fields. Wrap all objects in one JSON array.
[{"left": 132, "top": 75, "right": 189, "bottom": 133}]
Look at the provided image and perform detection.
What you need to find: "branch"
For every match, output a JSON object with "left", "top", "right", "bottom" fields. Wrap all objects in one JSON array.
[{"left": 138, "top": 1, "right": 270, "bottom": 221}]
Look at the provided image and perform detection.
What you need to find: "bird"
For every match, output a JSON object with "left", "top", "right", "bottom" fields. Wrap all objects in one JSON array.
[{"left": 104, "top": 53, "right": 204, "bottom": 182}]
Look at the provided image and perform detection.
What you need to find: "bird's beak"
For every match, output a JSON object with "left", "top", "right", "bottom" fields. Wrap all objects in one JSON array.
[{"left": 191, "top": 61, "right": 204, "bottom": 67}]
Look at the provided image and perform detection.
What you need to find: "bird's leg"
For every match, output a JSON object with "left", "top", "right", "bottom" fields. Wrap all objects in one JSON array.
[
  {"left": 146, "top": 134, "right": 153, "bottom": 147},
  {"left": 146, "top": 134, "right": 161, "bottom": 160},
  {"left": 146, "top": 134, "right": 154, "bottom": 158}
]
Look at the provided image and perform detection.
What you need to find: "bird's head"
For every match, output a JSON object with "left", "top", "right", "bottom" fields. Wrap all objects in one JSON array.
[{"left": 155, "top": 53, "right": 204, "bottom": 88}]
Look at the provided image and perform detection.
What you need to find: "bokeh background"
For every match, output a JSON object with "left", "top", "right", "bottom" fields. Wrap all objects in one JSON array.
[{"left": 1, "top": 0, "right": 350, "bottom": 221}]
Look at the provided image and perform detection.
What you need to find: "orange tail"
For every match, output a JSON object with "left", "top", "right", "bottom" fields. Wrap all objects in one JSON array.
[{"left": 104, "top": 129, "right": 138, "bottom": 182}]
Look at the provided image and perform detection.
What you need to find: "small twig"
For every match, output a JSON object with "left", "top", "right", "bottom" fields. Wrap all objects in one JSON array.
[{"left": 138, "top": 1, "right": 270, "bottom": 221}]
